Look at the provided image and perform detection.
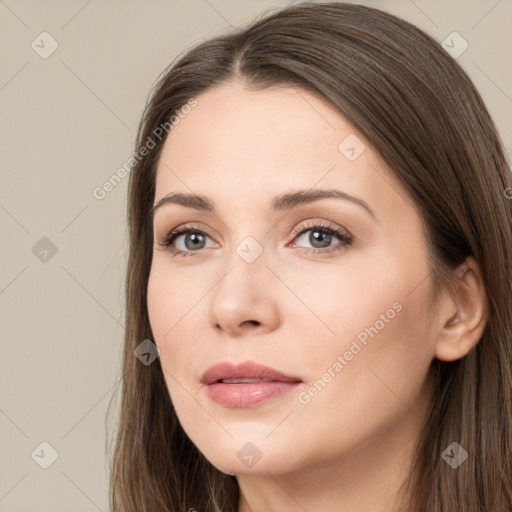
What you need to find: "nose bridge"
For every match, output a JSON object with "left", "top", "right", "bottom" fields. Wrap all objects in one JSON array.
[
  {"left": 215, "top": 234, "right": 268, "bottom": 303},
  {"left": 207, "top": 232, "right": 278, "bottom": 334},
  {"left": 220, "top": 203, "right": 271, "bottom": 271}
]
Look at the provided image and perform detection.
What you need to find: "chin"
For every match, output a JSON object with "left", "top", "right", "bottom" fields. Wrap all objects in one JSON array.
[{"left": 196, "top": 440, "right": 300, "bottom": 477}]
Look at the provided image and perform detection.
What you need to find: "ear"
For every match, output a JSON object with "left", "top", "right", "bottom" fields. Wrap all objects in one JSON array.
[{"left": 434, "top": 256, "right": 489, "bottom": 362}]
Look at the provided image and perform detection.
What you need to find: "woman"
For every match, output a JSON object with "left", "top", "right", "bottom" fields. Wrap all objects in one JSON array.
[{"left": 108, "top": 2, "right": 512, "bottom": 511}]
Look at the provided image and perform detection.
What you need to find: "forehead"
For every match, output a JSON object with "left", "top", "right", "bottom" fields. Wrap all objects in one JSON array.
[
  {"left": 158, "top": 83, "right": 349, "bottom": 176},
  {"left": 154, "top": 83, "right": 412, "bottom": 222}
]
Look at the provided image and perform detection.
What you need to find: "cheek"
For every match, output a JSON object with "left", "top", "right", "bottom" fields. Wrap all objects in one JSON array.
[
  {"left": 147, "top": 268, "right": 169, "bottom": 343},
  {"left": 147, "top": 269, "right": 205, "bottom": 424},
  {"left": 147, "top": 267, "right": 182, "bottom": 370},
  {"left": 282, "top": 272, "right": 434, "bottom": 466},
  {"left": 282, "top": 254, "right": 422, "bottom": 347},
  {"left": 146, "top": 262, "right": 212, "bottom": 384},
  {"left": 290, "top": 250, "right": 435, "bottom": 403},
  {"left": 147, "top": 259, "right": 205, "bottom": 339}
]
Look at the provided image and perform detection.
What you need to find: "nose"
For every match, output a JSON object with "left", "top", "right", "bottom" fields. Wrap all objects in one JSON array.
[{"left": 208, "top": 256, "right": 280, "bottom": 338}]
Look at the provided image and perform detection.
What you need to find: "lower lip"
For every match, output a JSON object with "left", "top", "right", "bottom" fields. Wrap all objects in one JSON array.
[{"left": 205, "top": 381, "right": 301, "bottom": 408}]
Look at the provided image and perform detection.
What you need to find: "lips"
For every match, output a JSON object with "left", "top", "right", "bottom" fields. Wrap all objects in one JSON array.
[
  {"left": 201, "top": 361, "right": 302, "bottom": 385},
  {"left": 201, "top": 361, "right": 302, "bottom": 408}
]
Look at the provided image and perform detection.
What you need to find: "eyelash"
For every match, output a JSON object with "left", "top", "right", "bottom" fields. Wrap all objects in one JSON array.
[{"left": 157, "top": 221, "right": 353, "bottom": 258}]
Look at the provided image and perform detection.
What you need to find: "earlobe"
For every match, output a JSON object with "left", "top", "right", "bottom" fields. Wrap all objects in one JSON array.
[{"left": 434, "top": 256, "right": 488, "bottom": 362}]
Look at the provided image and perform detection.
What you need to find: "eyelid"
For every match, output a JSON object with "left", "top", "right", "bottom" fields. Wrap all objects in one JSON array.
[
  {"left": 158, "top": 219, "right": 348, "bottom": 242},
  {"left": 156, "top": 222, "right": 216, "bottom": 247},
  {"left": 156, "top": 218, "right": 353, "bottom": 256},
  {"left": 289, "top": 219, "right": 351, "bottom": 239}
]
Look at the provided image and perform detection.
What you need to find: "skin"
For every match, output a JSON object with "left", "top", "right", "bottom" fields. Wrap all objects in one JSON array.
[{"left": 147, "top": 82, "right": 488, "bottom": 512}]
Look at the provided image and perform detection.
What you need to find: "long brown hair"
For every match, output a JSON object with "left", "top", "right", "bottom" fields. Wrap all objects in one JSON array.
[{"left": 107, "top": 2, "right": 512, "bottom": 510}]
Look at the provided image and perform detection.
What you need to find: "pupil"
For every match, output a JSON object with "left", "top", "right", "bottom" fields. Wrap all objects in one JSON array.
[
  {"left": 311, "top": 230, "right": 331, "bottom": 248},
  {"left": 186, "top": 233, "right": 204, "bottom": 250}
]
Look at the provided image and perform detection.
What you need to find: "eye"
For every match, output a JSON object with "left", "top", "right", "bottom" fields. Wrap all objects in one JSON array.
[
  {"left": 156, "top": 221, "right": 353, "bottom": 258},
  {"left": 156, "top": 224, "right": 216, "bottom": 258},
  {"left": 289, "top": 221, "right": 353, "bottom": 254}
]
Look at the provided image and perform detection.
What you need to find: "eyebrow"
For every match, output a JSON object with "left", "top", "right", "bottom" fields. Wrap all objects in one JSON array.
[{"left": 152, "top": 188, "right": 376, "bottom": 219}]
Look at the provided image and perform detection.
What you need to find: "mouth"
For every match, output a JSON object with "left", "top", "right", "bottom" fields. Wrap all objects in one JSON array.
[
  {"left": 219, "top": 378, "right": 274, "bottom": 383},
  {"left": 201, "top": 361, "right": 302, "bottom": 408}
]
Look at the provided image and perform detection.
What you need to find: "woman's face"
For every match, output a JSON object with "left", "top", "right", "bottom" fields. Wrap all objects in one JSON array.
[{"left": 147, "top": 83, "right": 439, "bottom": 477}]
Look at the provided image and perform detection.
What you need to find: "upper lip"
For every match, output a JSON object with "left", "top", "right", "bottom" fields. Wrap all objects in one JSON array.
[{"left": 201, "top": 360, "right": 302, "bottom": 385}]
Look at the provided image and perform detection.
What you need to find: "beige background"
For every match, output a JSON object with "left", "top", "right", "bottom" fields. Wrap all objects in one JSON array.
[{"left": 0, "top": 0, "right": 510, "bottom": 510}]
